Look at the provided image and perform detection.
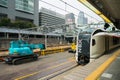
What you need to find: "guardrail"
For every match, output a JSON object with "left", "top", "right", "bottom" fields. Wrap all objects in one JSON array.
[{"left": 85, "top": 49, "right": 120, "bottom": 80}]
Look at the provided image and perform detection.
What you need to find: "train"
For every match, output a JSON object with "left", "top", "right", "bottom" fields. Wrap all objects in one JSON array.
[{"left": 76, "top": 29, "right": 120, "bottom": 65}]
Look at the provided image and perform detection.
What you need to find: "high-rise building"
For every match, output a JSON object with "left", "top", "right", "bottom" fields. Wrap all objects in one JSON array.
[
  {"left": 0, "top": 0, "right": 39, "bottom": 26},
  {"left": 65, "top": 13, "right": 75, "bottom": 24},
  {"left": 39, "top": 7, "right": 65, "bottom": 26},
  {"left": 84, "top": 17, "right": 88, "bottom": 24},
  {"left": 77, "top": 11, "right": 88, "bottom": 25},
  {"left": 77, "top": 11, "right": 84, "bottom": 25},
  {"left": 65, "top": 13, "right": 75, "bottom": 37}
]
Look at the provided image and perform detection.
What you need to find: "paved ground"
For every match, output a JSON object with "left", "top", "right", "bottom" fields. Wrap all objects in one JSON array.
[
  {"left": 50, "top": 48, "right": 120, "bottom": 80},
  {"left": 50, "top": 53, "right": 112, "bottom": 80},
  {"left": 1, "top": 49, "right": 119, "bottom": 80},
  {"left": 0, "top": 52, "right": 76, "bottom": 80},
  {"left": 100, "top": 55, "right": 120, "bottom": 80}
]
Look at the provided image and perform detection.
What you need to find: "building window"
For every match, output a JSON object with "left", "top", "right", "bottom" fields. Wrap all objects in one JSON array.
[
  {"left": 15, "top": 0, "right": 34, "bottom": 13},
  {"left": 0, "top": 13, "right": 7, "bottom": 20},
  {"left": 0, "top": 0, "right": 8, "bottom": 7},
  {"left": 15, "top": 16, "right": 33, "bottom": 23}
]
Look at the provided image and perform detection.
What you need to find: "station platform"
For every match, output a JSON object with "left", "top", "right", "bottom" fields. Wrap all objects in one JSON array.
[
  {"left": 51, "top": 48, "right": 120, "bottom": 80},
  {"left": 100, "top": 55, "right": 120, "bottom": 80}
]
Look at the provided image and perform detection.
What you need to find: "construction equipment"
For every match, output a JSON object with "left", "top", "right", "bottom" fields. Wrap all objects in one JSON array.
[
  {"left": 68, "top": 43, "right": 76, "bottom": 53},
  {"left": 5, "top": 40, "right": 45, "bottom": 65}
]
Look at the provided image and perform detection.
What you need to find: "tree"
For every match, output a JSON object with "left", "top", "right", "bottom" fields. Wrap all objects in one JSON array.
[
  {"left": 12, "top": 20, "right": 36, "bottom": 29},
  {"left": 0, "top": 18, "right": 11, "bottom": 27},
  {"left": 0, "top": 18, "right": 36, "bottom": 29}
]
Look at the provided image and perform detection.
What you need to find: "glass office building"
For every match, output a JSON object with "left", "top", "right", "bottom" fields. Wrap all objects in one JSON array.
[
  {"left": 0, "top": 0, "right": 7, "bottom": 7},
  {"left": 39, "top": 7, "right": 65, "bottom": 26},
  {"left": 0, "top": 0, "right": 38, "bottom": 26},
  {"left": 15, "top": 0, "right": 34, "bottom": 13}
]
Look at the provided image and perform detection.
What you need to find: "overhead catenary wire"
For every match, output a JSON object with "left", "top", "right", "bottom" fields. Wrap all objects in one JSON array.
[
  {"left": 39, "top": 0, "right": 80, "bottom": 21},
  {"left": 39, "top": 0, "right": 69, "bottom": 13},
  {"left": 39, "top": 0, "right": 101, "bottom": 22},
  {"left": 59, "top": 0, "right": 100, "bottom": 21}
]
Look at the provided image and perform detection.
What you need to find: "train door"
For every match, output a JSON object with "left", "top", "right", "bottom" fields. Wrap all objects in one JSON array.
[{"left": 105, "top": 36, "right": 109, "bottom": 53}]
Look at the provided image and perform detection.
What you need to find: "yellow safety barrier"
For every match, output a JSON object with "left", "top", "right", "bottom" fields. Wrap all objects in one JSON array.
[
  {"left": 33, "top": 46, "right": 70, "bottom": 56},
  {"left": 85, "top": 49, "right": 120, "bottom": 80},
  {"left": 0, "top": 46, "right": 70, "bottom": 62},
  {"left": 71, "top": 43, "right": 76, "bottom": 51}
]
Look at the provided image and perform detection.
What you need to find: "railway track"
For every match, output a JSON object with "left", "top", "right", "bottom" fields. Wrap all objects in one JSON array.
[
  {"left": 15, "top": 57, "right": 76, "bottom": 80},
  {"left": 39, "top": 64, "right": 78, "bottom": 80},
  {"left": 0, "top": 52, "right": 76, "bottom": 80}
]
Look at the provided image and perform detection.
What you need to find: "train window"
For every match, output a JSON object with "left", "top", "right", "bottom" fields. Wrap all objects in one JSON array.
[
  {"left": 113, "top": 37, "right": 119, "bottom": 45},
  {"left": 92, "top": 39, "right": 96, "bottom": 46}
]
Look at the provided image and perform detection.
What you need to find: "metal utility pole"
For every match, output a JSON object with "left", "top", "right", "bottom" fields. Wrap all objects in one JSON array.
[
  {"left": 59, "top": 35, "right": 62, "bottom": 45},
  {"left": 45, "top": 33, "right": 47, "bottom": 48},
  {"left": 18, "top": 28, "right": 21, "bottom": 40},
  {"left": 43, "top": 24, "right": 48, "bottom": 49}
]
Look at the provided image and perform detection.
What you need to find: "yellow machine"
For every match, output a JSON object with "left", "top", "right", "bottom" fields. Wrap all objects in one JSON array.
[{"left": 68, "top": 43, "right": 76, "bottom": 53}]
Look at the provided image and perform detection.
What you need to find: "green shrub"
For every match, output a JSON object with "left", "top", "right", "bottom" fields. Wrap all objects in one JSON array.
[
  {"left": 0, "top": 18, "right": 11, "bottom": 27},
  {"left": 12, "top": 21, "right": 36, "bottom": 29},
  {"left": 0, "top": 18, "right": 36, "bottom": 29}
]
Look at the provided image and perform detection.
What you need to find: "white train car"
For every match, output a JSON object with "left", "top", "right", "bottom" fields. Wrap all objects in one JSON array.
[{"left": 76, "top": 29, "right": 120, "bottom": 65}]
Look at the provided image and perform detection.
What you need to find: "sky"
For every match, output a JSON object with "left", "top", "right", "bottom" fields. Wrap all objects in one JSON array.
[{"left": 39, "top": 0, "right": 103, "bottom": 24}]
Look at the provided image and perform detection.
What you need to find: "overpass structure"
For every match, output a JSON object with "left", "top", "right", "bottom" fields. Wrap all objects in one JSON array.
[{"left": 78, "top": 0, "right": 120, "bottom": 29}]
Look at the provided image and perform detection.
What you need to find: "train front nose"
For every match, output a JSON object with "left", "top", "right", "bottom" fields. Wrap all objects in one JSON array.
[
  {"left": 77, "top": 54, "right": 89, "bottom": 65},
  {"left": 77, "top": 39, "right": 90, "bottom": 65}
]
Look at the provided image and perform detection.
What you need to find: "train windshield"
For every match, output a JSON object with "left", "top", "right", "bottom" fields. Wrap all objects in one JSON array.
[
  {"left": 79, "top": 34, "right": 91, "bottom": 39},
  {"left": 80, "top": 27, "right": 95, "bottom": 34}
]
